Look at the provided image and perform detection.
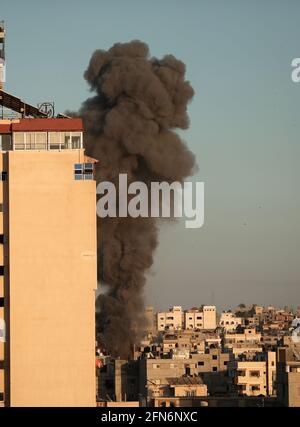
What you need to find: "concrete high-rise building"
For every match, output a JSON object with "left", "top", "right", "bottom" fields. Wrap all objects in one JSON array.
[{"left": 0, "top": 117, "right": 97, "bottom": 406}]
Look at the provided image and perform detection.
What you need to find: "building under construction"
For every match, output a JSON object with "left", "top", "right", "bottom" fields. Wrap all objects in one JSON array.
[{"left": 0, "top": 20, "right": 97, "bottom": 407}]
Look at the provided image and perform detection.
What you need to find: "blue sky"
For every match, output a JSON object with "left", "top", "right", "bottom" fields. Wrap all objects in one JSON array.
[{"left": 2, "top": 0, "right": 300, "bottom": 309}]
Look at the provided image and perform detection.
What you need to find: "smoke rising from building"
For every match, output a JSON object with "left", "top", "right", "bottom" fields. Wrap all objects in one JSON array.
[{"left": 80, "top": 40, "right": 196, "bottom": 358}]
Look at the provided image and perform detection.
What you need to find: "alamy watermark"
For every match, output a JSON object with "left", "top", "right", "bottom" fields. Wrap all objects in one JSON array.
[
  {"left": 0, "top": 58, "right": 6, "bottom": 84},
  {"left": 291, "top": 318, "right": 300, "bottom": 343},
  {"left": 0, "top": 318, "right": 5, "bottom": 343},
  {"left": 96, "top": 174, "right": 204, "bottom": 229},
  {"left": 291, "top": 58, "right": 300, "bottom": 82}
]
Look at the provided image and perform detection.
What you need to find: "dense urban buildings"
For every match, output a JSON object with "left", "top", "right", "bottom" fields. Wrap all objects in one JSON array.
[{"left": 96, "top": 304, "right": 300, "bottom": 407}]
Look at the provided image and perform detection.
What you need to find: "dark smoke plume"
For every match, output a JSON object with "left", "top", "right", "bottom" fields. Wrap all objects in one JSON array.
[{"left": 80, "top": 40, "right": 196, "bottom": 358}]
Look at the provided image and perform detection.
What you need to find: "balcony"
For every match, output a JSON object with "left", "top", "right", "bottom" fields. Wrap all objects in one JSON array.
[{"left": 10, "top": 131, "right": 83, "bottom": 151}]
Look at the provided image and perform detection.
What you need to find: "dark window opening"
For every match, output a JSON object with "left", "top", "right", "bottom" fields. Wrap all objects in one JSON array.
[
  {"left": 105, "top": 379, "right": 114, "bottom": 389},
  {"left": 0, "top": 234, "right": 4, "bottom": 244},
  {"left": 212, "top": 367, "right": 218, "bottom": 372},
  {"left": 0, "top": 297, "right": 4, "bottom": 306},
  {"left": 1, "top": 172, "right": 7, "bottom": 181},
  {"left": 74, "top": 163, "right": 93, "bottom": 180},
  {"left": 0, "top": 266, "right": 4, "bottom": 275}
]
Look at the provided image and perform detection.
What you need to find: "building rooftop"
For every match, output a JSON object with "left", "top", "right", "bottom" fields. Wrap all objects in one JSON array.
[
  {"left": 167, "top": 376, "right": 204, "bottom": 386},
  {"left": 0, "top": 118, "right": 84, "bottom": 151},
  {"left": 0, "top": 117, "right": 83, "bottom": 132}
]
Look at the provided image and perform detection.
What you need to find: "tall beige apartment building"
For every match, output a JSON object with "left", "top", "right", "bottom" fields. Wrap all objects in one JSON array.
[{"left": 0, "top": 117, "right": 97, "bottom": 406}]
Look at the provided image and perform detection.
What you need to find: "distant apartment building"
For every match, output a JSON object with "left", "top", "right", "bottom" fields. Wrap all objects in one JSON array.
[
  {"left": 254, "top": 306, "right": 264, "bottom": 315},
  {"left": 185, "top": 306, "right": 217, "bottom": 330},
  {"left": 139, "top": 348, "right": 231, "bottom": 399},
  {"left": 224, "top": 328, "right": 261, "bottom": 346},
  {"left": 162, "top": 330, "right": 205, "bottom": 354},
  {"left": 157, "top": 306, "right": 183, "bottom": 331},
  {"left": 0, "top": 117, "right": 97, "bottom": 406},
  {"left": 229, "top": 352, "right": 276, "bottom": 397},
  {"left": 224, "top": 328, "right": 262, "bottom": 357},
  {"left": 277, "top": 340, "right": 300, "bottom": 407},
  {"left": 157, "top": 305, "right": 216, "bottom": 332},
  {"left": 219, "top": 311, "right": 242, "bottom": 331}
]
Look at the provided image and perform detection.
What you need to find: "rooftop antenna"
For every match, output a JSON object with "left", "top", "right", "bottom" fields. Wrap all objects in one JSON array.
[{"left": 0, "top": 20, "right": 6, "bottom": 90}]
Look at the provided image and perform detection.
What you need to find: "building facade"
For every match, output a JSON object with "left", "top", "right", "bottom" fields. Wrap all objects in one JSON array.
[
  {"left": 157, "top": 306, "right": 183, "bottom": 332},
  {"left": 229, "top": 352, "right": 276, "bottom": 397},
  {"left": 0, "top": 118, "right": 97, "bottom": 406}
]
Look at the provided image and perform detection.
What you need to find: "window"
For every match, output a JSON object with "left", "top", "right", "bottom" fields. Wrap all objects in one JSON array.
[
  {"left": 0, "top": 297, "right": 4, "bottom": 306},
  {"left": 74, "top": 163, "right": 94, "bottom": 180},
  {"left": 0, "top": 235, "right": 3, "bottom": 244},
  {"left": 250, "top": 371, "right": 260, "bottom": 378},
  {"left": 25, "top": 132, "right": 35, "bottom": 149},
  {"left": 49, "top": 132, "right": 61, "bottom": 149},
  {"left": 1, "top": 172, "right": 7, "bottom": 181},
  {"left": 74, "top": 163, "right": 83, "bottom": 180},
  {"left": 0, "top": 266, "right": 4, "bottom": 275},
  {"left": 212, "top": 355, "right": 218, "bottom": 360},
  {"left": 212, "top": 367, "right": 218, "bottom": 372},
  {"left": 0, "top": 134, "right": 12, "bottom": 151},
  {"left": 198, "top": 361, "right": 204, "bottom": 366},
  {"left": 12, "top": 132, "right": 82, "bottom": 151},
  {"left": 0, "top": 203, "right": 2, "bottom": 212},
  {"left": 105, "top": 379, "right": 114, "bottom": 388},
  {"left": 13, "top": 132, "right": 25, "bottom": 150},
  {"left": 35, "top": 132, "right": 47, "bottom": 150},
  {"left": 224, "top": 361, "right": 228, "bottom": 366},
  {"left": 71, "top": 132, "right": 81, "bottom": 149}
]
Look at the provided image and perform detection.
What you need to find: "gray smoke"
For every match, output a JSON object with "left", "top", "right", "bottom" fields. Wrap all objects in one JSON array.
[{"left": 80, "top": 40, "right": 196, "bottom": 358}]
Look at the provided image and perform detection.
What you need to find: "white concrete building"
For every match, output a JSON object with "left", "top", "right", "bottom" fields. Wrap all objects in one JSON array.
[
  {"left": 184, "top": 306, "right": 217, "bottom": 330},
  {"left": 157, "top": 306, "right": 183, "bottom": 331},
  {"left": 219, "top": 311, "right": 242, "bottom": 331}
]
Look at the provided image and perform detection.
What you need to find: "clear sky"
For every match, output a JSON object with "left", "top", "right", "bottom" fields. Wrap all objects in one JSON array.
[{"left": 2, "top": 0, "right": 300, "bottom": 310}]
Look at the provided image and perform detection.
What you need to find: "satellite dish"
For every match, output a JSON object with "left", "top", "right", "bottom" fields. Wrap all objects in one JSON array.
[{"left": 38, "top": 102, "right": 55, "bottom": 118}]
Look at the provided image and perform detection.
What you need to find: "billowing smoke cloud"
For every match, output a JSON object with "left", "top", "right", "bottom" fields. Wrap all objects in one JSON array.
[{"left": 80, "top": 40, "right": 196, "bottom": 358}]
